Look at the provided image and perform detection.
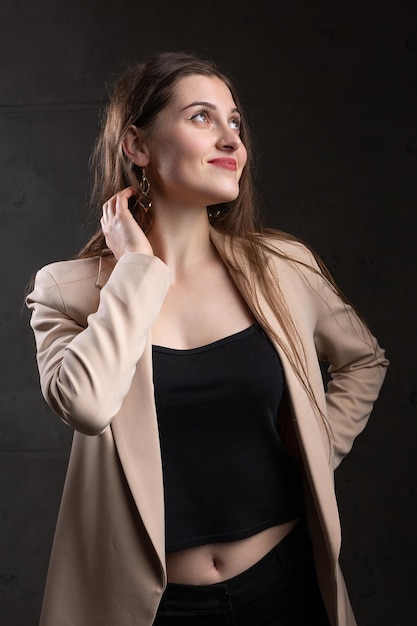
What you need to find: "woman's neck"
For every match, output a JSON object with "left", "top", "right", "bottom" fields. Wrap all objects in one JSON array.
[{"left": 147, "top": 206, "right": 215, "bottom": 275}]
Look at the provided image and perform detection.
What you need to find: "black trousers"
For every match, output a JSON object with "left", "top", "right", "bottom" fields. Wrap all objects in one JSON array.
[{"left": 153, "top": 520, "right": 331, "bottom": 625}]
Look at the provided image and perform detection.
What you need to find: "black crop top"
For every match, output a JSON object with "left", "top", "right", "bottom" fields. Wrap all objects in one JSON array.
[{"left": 152, "top": 323, "right": 304, "bottom": 552}]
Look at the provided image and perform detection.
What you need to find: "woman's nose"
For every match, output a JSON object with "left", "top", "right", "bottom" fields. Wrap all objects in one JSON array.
[{"left": 216, "top": 124, "right": 241, "bottom": 151}]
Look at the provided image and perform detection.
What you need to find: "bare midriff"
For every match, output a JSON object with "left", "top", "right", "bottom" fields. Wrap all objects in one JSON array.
[{"left": 165, "top": 518, "right": 300, "bottom": 585}]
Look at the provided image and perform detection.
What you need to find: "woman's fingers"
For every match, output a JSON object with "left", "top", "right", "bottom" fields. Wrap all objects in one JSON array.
[
  {"left": 112, "top": 186, "right": 136, "bottom": 213},
  {"left": 102, "top": 186, "right": 136, "bottom": 218},
  {"left": 100, "top": 187, "right": 153, "bottom": 259},
  {"left": 102, "top": 188, "right": 133, "bottom": 225}
]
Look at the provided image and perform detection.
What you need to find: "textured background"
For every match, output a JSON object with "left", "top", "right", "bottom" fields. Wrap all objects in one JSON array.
[{"left": 1, "top": 1, "right": 416, "bottom": 624}]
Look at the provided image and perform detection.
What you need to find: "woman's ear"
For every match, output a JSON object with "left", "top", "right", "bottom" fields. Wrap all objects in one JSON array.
[{"left": 122, "top": 125, "right": 150, "bottom": 167}]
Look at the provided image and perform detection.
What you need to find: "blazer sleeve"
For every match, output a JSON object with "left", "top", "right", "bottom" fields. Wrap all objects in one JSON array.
[
  {"left": 26, "top": 253, "right": 172, "bottom": 436},
  {"left": 305, "top": 252, "right": 389, "bottom": 469}
]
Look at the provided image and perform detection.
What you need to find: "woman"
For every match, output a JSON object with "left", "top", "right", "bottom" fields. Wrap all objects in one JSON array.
[{"left": 26, "top": 51, "right": 388, "bottom": 626}]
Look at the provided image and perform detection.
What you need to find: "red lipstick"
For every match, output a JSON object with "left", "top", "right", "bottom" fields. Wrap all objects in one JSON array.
[{"left": 208, "top": 158, "right": 237, "bottom": 171}]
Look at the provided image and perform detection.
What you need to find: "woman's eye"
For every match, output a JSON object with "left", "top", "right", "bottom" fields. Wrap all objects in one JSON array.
[
  {"left": 190, "top": 110, "right": 241, "bottom": 131},
  {"left": 191, "top": 110, "right": 210, "bottom": 123}
]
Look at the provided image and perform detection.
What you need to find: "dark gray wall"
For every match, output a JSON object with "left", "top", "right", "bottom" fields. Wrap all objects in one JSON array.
[{"left": 1, "top": 1, "right": 416, "bottom": 624}]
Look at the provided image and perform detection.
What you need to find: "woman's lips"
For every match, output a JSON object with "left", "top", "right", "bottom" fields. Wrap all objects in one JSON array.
[{"left": 208, "top": 158, "right": 237, "bottom": 171}]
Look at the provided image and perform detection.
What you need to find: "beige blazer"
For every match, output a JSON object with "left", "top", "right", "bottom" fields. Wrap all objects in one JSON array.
[{"left": 26, "top": 229, "right": 388, "bottom": 626}]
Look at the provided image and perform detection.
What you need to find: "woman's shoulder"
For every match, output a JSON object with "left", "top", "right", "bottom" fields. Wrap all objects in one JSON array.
[
  {"left": 255, "top": 229, "right": 318, "bottom": 267},
  {"left": 211, "top": 226, "right": 320, "bottom": 272},
  {"left": 35, "top": 253, "right": 116, "bottom": 287},
  {"left": 27, "top": 254, "right": 116, "bottom": 323}
]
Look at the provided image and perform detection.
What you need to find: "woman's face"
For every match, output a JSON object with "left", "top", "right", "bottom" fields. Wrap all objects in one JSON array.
[{"left": 146, "top": 74, "right": 247, "bottom": 208}]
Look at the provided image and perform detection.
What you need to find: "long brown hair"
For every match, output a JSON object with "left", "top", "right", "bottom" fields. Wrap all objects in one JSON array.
[{"left": 78, "top": 51, "right": 371, "bottom": 445}]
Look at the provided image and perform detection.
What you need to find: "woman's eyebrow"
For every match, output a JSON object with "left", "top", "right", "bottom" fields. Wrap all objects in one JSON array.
[{"left": 180, "top": 101, "right": 240, "bottom": 114}]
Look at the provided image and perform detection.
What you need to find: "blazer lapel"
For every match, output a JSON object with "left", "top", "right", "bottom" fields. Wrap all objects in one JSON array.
[
  {"left": 95, "top": 252, "right": 166, "bottom": 576},
  {"left": 210, "top": 228, "right": 341, "bottom": 561}
]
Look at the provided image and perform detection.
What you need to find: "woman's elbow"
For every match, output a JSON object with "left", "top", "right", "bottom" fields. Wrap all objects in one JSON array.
[{"left": 43, "top": 380, "right": 117, "bottom": 436}]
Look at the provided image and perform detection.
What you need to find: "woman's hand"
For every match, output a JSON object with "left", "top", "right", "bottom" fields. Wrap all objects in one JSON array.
[{"left": 101, "top": 187, "right": 153, "bottom": 260}]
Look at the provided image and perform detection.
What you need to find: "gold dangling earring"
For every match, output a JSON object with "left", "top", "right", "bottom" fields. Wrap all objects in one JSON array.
[{"left": 139, "top": 168, "right": 152, "bottom": 213}]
